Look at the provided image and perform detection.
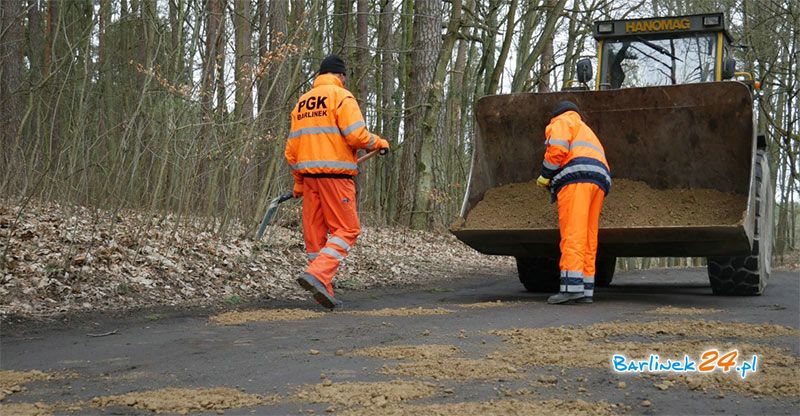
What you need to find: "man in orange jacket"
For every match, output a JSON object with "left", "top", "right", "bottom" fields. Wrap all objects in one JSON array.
[
  {"left": 536, "top": 101, "right": 611, "bottom": 304},
  {"left": 285, "top": 55, "right": 390, "bottom": 309}
]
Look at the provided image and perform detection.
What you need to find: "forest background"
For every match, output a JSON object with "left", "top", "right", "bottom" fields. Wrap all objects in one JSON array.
[{"left": 1, "top": 0, "right": 797, "bottom": 266}]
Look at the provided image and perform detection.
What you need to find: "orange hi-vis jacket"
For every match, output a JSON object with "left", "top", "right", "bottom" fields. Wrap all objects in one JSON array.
[
  {"left": 285, "top": 74, "right": 383, "bottom": 181},
  {"left": 540, "top": 110, "right": 611, "bottom": 197}
]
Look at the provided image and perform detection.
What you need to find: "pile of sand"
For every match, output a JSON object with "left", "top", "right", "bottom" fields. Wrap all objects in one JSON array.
[
  {"left": 347, "top": 307, "right": 454, "bottom": 317},
  {"left": 647, "top": 306, "right": 722, "bottom": 315},
  {"left": 340, "top": 398, "right": 622, "bottom": 416},
  {"left": 490, "top": 320, "right": 799, "bottom": 397},
  {"left": 210, "top": 308, "right": 324, "bottom": 325},
  {"left": 458, "top": 300, "right": 516, "bottom": 309},
  {"left": 350, "top": 345, "right": 461, "bottom": 361},
  {"left": 458, "top": 178, "right": 746, "bottom": 229},
  {"left": 0, "top": 370, "right": 67, "bottom": 401},
  {"left": 382, "top": 358, "right": 522, "bottom": 381},
  {"left": 89, "top": 387, "right": 268, "bottom": 413},
  {"left": 0, "top": 402, "right": 53, "bottom": 416},
  {"left": 293, "top": 380, "right": 439, "bottom": 408}
]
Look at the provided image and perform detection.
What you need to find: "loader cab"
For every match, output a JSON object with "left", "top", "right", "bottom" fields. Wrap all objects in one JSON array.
[{"left": 588, "top": 13, "right": 734, "bottom": 90}]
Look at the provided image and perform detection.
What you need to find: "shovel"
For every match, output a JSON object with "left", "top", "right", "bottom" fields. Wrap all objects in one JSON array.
[{"left": 256, "top": 148, "right": 388, "bottom": 239}]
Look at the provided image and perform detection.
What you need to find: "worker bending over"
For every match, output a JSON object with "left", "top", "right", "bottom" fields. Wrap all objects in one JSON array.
[
  {"left": 537, "top": 101, "right": 611, "bottom": 304},
  {"left": 284, "top": 55, "right": 390, "bottom": 309}
]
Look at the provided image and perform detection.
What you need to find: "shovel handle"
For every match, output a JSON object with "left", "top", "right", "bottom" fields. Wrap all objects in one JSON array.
[{"left": 357, "top": 148, "right": 389, "bottom": 164}]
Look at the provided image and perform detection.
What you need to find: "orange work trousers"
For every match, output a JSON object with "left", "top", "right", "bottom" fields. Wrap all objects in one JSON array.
[
  {"left": 556, "top": 182, "right": 604, "bottom": 295},
  {"left": 302, "top": 176, "right": 361, "bottom": 295}
]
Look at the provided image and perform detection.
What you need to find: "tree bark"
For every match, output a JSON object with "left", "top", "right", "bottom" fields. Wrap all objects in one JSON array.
[
  {"left": 332, "top": 0, "right": 351, "bottom": 55},
  {"left": 202, "top": 0, "right": 223, "bottom": 111},
  {"left": 411, "top": 0, "right": 460, "bottom": 229},
  {"left": 234, "top": 0, "right": 254, "bottom": 122},
  {"left": 0, "top": 0, "right": 24, "bottom": 160},
  {"left": 511, "top": 0, "right": 567, "bottom": 92},
  {"left": 376, "top": 0, "right": 397, "bottom": 219},
  {"left": 538, "top": 0, "right": 556, "bottom": 93},
  {"left": 486, "top": 0, "right": 517, "bottom": 95},
  {"left": 396, "top": 0, "right": 444, "bottom": 228}
]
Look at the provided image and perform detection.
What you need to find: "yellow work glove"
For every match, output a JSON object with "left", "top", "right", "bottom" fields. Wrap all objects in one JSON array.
[
  {"left": 292, "top": 182, "right": 304, "bottom": 198},
  {"left": 536, "top": 175, "right": 551, "bottom": 188}
]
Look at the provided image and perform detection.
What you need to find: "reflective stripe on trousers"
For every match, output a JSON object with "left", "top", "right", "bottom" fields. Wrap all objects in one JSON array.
[
  {"left": 302, "top": 177, "right": 361, "bottom": 295},
  {"left": 557, "top": 183, "right": 604, "bottom": 293}
]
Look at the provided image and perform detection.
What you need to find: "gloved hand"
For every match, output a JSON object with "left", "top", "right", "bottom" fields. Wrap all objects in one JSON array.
[
  {"left": 376, "top": 138, "right": 390, "bottom": 153},
  {"left": 536, "top": 175, "right": 551, "bottom": 188},
  {"left": 293, "top": 182, "right": 304, "bottom": 198}
]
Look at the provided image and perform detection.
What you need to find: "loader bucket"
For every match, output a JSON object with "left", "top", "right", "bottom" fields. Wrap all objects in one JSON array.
[{"left": 452, "top": 82, "right": 757, "bottom": 258}]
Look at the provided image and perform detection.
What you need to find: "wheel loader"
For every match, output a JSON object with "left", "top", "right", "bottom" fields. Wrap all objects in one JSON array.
[{"left": 451, "top": 13, "right": 774, "bottom": 295}]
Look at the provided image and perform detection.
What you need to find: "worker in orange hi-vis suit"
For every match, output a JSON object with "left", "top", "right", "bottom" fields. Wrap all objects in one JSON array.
[
  {"left": 285, "top": 54, "right": 390, "bottom": 309},
  {"left": 536, "top": 101, "right": 611, "bottom": 305}
]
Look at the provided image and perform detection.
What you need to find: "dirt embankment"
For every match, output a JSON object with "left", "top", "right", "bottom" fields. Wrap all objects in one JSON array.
[{"left": 458, "top": 178, "right": 746, "bottom": 230}]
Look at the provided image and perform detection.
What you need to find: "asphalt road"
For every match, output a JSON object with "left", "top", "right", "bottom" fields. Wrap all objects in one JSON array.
[{"left": 2, "top": 267, "right": 799, "bottom": 415}]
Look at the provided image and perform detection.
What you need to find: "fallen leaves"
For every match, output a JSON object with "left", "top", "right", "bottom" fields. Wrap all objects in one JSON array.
[{"left": 1, "top": 199, "right": 512, "bottom": 317}]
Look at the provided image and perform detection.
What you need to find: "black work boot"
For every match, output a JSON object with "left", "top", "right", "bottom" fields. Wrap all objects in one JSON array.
[
  {"left": 574, "top": 296, "right": 594, "bottom": 304},
  {"left": 297, "top": 273, "right": 341, "bottom": 310},
  {"left": 547, "top": 291, "right": 585, "bottom": 304}
]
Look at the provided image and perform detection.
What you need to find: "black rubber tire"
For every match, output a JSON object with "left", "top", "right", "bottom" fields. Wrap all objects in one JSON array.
[
  {"left": 595, "top": 256, "right": 616, "bottom": 287},
  {"left": 516, "top": 256, "right": 560, "bottom": 292},
  {"left": 707, "top": 150, "right": 773, "bottom": 295}
]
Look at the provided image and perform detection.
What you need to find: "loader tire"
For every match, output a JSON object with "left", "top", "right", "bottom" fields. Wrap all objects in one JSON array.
[
  {"left": 516, "top": 256, "right": 560, "bottom": 292},
  {"left": 595, "top": 256, "right": 616, "bottom": 287},
  {"left": 707, "top": 150, "right": 773, "bottom": 295}
]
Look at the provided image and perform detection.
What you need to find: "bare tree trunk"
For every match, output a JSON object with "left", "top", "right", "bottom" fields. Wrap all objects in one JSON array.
[
  {"left": 397, "top": 0, "right": 441, "bottom": 227},
  {"left": 413, "top": 0, "right": 460, "bottom": 228},
  {"left": 0, "top": 0, "right": 24, "bottom": 168},
  {"left": 257, "top": 0, "right": 269, "bottom": 112},
  {"left": 486, "top": 0, "right": 517, "bottom": 94},
  {"left": 560, "top": 5, "right": 581, "bottom": 88},
  {"left": 215, "top": 1, "right": 227, "bottom": 116},
  {"left": 202, "top": 0, "right": 223, "bottom": 111},
  {"left": 538, "top": 0, "right": 557, "bottom": 93},
  {"left": 266, "top": 0, "right": 289, "bottom": 109},
  {"left": 478, "top": 0, "right": 499, "bottom": 95},
  {"left": 511, "top": 0, "right": 567, "bottom": 92},
  {"left": 447, "top": 35, "right": 469, "bottom": 217},
  {"left": 332, "top": 0, "right": 351, "bottom": 55},
  {"left": 355, "top": 0, "right": 368, "bottom": 99},
  {"left": 234, "top": 0, "right": 253, "bottom": 122},
  {"left": 354, "top": 0, "right": 370, "bottom": 210},
  {"left": 374, "top": 0, "right": 397, "bottom": 221}
]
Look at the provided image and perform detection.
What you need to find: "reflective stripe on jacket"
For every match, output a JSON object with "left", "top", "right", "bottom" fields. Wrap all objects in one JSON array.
[
  {"left": 541, "top": 110, "right": 611, "bottom": 197},
  {"left": 285, "top": 74, "right": 382, "bottom": 178}
]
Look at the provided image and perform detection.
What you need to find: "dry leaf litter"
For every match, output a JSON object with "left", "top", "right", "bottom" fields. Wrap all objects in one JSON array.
[
  {"left": 490, "top": 319, "right": 799, "bottom": 397},
  {"left": 0, "top": 200, "right": 511, "bottom": 317}
]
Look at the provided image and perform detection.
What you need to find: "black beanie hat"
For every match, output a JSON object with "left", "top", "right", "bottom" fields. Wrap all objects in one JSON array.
[
  {"left": 552, "top": 101, "right": 579, "bottom": 117},
  {"left": 319, "top": 55, "right": 347, "bottom": 75}
]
